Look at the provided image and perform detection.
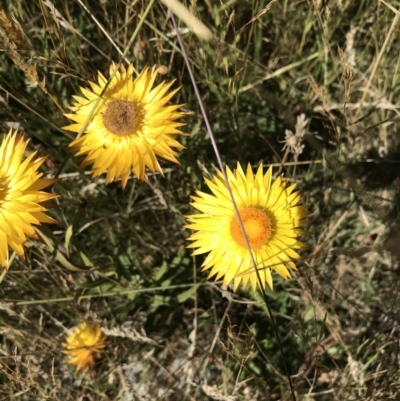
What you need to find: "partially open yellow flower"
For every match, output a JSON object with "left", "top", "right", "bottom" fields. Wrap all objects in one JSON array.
[
  {"left": 62, "top": 322, "right": 106, "bottom": 372},
  {"left": 64, "top": 63, "right": 186, "bottom": 188},
  {"left": 0, "top": 129, "right": 57, "bottom": 270},
  {"left": 186, "top": 163, "right": 309, "bottom": 292}
]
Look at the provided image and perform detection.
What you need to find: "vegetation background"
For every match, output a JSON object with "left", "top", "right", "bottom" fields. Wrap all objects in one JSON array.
[{"left": 0, "top": 0, "right": 400, "bottom": 400}]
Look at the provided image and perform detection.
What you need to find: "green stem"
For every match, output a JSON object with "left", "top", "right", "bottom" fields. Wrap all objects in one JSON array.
[{"left": 5, "top": 282, "right": 202, "bottom": 306}]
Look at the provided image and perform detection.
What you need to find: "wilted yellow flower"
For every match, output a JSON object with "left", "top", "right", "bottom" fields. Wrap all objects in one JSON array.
[
  {"left": 186, "top": 163, "right": 309, "bottom": 292},
  {"left": 64, "top": 63, "right": 186, "bottom": 188},
  {"left": 0, "top": 129, "right": 57, "bottom": 270},
  {"left": 62, "top": 322, "right": 106, "bottom": 371}
]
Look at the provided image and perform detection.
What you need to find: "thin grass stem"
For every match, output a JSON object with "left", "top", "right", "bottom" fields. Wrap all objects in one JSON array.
[{"left": 168, "top": 10, "right": 296, "bottom": 401}]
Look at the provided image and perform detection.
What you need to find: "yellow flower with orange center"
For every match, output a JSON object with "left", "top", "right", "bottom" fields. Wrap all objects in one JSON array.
[
  {"left": 0, "top": 129, "right": 57, "bottom": 270},
  {"left": 64, "top": 63, "right": 186, "bottom": 188},
  {"left": 62, "top": 322, "right": 107, "bottom": 372},
  {"left": 186, "top": 163, "right": 310, "bottom": 291}
]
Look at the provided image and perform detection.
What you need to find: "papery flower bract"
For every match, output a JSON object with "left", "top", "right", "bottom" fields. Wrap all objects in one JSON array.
[
  {"left": 186, "top": 163, "right": 310, "bottom": 292},
  {"left": 62, "top": 322, "right": 107, "bottom": 372},
  {"left": 0, "top": 129, "right": 57, "bottom": 270},
  {"left": 64, "top": 63, "right": 186, "bottom": 188}
]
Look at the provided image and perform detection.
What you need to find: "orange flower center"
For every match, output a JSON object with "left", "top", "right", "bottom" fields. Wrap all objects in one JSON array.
[
  {"left": 230, "top": 207, "right": 271, "bottom": 249},
  {"left": 102, "top": 99, "right": 139, "bottom": 136}
]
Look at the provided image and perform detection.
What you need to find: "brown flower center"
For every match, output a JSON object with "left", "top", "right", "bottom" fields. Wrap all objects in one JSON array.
[
  {"left": 230, "top": 207, "right": 271, "bottom": 249},
  {"left": 0, "top": 175, "right": 10, "bottom": 205},
  {"left": 102, "top": 100, "right": 138, "bottom": 136}
]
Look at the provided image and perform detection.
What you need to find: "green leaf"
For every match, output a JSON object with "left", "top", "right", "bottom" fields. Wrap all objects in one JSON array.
[
  {"left": 64, "top": 225, "right": 73, "bottom": 254},
  {"left": 177, "top": 284, "right": 199, "bottom": 303},
  {"left": 80, "top": 251, "right": 94, "bottom": 267},
  {"left": 154, "top": 261, "right": 168, "bottom": 281},
  {"left": 35, "top": 227, "right": 89, "bottom": 271},
  {"left": 148, "top": 295, "right": 171, "bottom": 314}
]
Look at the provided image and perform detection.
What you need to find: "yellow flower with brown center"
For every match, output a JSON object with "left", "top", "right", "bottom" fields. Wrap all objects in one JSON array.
[
  {"left": 186, "top": 163, "right": 310, "bottom": 292},
  {"left": 0, "top": 130, "right": 57, "bottom": 270},
  {"left": 62, "top": 322, "right": 107, "bottom": 372},
  {"left": 64, "top": 63, "right": 186, "bottom": 188}
]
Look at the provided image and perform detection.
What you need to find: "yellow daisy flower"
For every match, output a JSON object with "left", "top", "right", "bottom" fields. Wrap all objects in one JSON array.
[
  {"left": 0, "top": 129, "right": 57, "bottom": 270},
  {"left": 64, "top": 63, "right": 186, "bottom": 188},
  {"left": 62, "top": 322, "right": 107, "bottom": 372},
  {"left": 186, "top": 163, "right": 310, "bottom": 292}
]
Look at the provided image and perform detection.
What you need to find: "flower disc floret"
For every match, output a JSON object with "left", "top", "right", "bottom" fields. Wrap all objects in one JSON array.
[
  {"left": 230, "top": 207, "right": 272, "bottom": 249},
  {"left": 102, "top": 99, "right": 140, "bottom": 136}
]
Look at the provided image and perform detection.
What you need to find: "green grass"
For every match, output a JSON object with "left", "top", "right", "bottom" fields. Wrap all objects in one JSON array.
[{"left": 1, "top": 0, "right": 400, "bottom": 400}]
